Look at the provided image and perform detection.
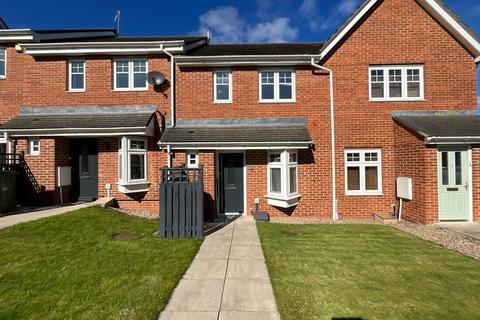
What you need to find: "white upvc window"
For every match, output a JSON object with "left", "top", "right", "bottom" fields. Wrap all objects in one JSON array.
[
  {"left": 345, "top": 149, "right": 382, "bottom": 196},
  {"left": 267, "top": 150, "right": 299, "bottom": 200},
  {"left": 369, "top": 65, "right": 424, "bottom": 101},
  {"left": 187, "top": 152, "right": 199, "bottom": 168},
  {"left": 118, "top": 137, "right": 148, "bottom": 184},
  {"left": 214, "top": 70, "right": 232, "bottom": 103},
  {"left": 0, "top": 47, "right": 5, "bottom": 79},
  {"left": 28, "top": 138, "right": 40, "bottom": 156},
  {"left": 68, "top": 59, "right": 85, "bottom": 91},
  {"left": 259, "top": 69, "right": 295, "bottom": 103},
  {"left": 113, "top": 59, "right": 148, "bottom": 91}
]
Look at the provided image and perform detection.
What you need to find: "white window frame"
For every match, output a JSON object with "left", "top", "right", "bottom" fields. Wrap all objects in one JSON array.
[
  {"left": 0, "top": 47, "right": 5, "bottom": 79},
  {"left": 68, "top": 59, "right": 86, "bottom": 92},
  {"left": 344, "top": 148, "right": 382, "bottom": 196},
  {"left": 28, "top": 138, "right": 40, "bottom": 156},
  {"left": 187, "top": 152, "right": 199, "bottom": 168},
  {"left": 113, "top": 58, "right": 148, "bottom": 91},
  {"left": 118, "top": 137, "right": 148, "bottom": 184},
  {"left": 259, "top": 69, "right": 296, "bottom": 103},
  {"left": 267, "top": 150, "right": 299, "bottom": 199},
  {"left": 213, "top": 70, "right": 232, "bottom": 103},
  {"left": 369, "top": 65, "right": 424, "bottom": 101}
]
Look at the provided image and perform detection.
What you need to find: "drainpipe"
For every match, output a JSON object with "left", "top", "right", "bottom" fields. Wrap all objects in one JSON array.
[
  {"left": 167, "top": 145, "right": 172, "bottom": 167},
  {"left": 160, "top": 46, "right": 176, "bottom": 127},
  {"left": 311, "top": 58, "right": 338, "bottom": 221}
]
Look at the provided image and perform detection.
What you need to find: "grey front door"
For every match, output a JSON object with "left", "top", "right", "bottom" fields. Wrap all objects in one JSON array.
[
  {"left": 220, "top": 153, "right": 244, "bottom": 214},
  {"left": 71, "top": 139, "right": 98, "bottom": 202}
]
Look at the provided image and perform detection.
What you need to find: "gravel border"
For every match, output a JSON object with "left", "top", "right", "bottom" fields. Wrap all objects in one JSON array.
[{"left": 392, "top": 221, "right": 480, "bottom": 260}]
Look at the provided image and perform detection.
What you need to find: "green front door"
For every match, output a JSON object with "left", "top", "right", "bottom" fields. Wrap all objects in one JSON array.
[{"left": 438, "top": 148, "right": 469, "bottom": 221}]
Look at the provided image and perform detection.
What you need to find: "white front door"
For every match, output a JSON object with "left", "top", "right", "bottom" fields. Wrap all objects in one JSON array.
[{"left": 438, "top": 148, "right": 470, "bottom": 221}]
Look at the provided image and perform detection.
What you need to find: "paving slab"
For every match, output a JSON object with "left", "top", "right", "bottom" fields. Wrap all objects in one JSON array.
[
  {"left": 226, "top": 259, "right": 269, "bottom": 280},
  {"left": 184, "top": 259, "right": 228, "bottom": 280},
  {"left": 158, "top": 216, "right": 279, "bottom": 319},
  {"left": 221, "top": 279, "right": 278, "bottom": 312},
  {"left": 438, "top": 222, "right": 480, "bottom": 240},
  {"left": 219, "top": 311, "right": 281, "bottom": 320},
  {"left": 0, "top": 203, "right": 92, "bottom": 229},
  {"left": 164, "top": 279, "right": 224, "bottom": 312}
]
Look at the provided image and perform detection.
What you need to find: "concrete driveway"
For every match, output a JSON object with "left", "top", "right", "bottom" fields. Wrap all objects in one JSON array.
[{"left": 438, "top": 222, "right": 480, "bottom": 240}]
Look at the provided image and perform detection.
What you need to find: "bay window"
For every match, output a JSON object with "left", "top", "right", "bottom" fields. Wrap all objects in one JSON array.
[
  {"left": 117, "top": 137, "right": 149, "bottom": 193},
  {"left": 267, "top": 150, "right": 300, "bottom": 208},
  {"left": 259, "top": 69, "right": 295, "bottom": 103},
  {"left": 369, "top": 65, "right": 424, "bottom": 101},
  {"left": 345, "top": 149, "right": 382, "bottom": 196}
]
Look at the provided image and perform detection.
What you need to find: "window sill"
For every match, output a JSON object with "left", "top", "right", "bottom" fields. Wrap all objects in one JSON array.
[
  {"left": 266, "top": 193, "right": 300, "bottom": 208},
  {"left": 259, "top": 100, "right": 296, "bottom": 104},
  {"left": 369, "top": 98, "right": 425, "bottom": 102},
  {"left": 213, "top": 100, "right": 233, "bottom": 104},
  {"left": 66, "top": 90, "right": 86, "bottom": 93},
  {"left": 117, "top": 181, "right": 150, "bottom": 194},
  {"left": 112, "top": 88, "right": 148, "bottom": 92},
  {"left": 345, "top": 191, "right": 383, "bottom": 197}
]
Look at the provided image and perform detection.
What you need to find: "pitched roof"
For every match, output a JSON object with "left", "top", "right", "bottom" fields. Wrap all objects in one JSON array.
[
  {"left": 0, "top": 106, "right": 157, "bottom": 137},
  {"left": 319, "top": 0, "right": 480, "bottom": 60},
  {"left": 160, "top": 117, "right": 313, "bottom": 149},
  {"left": 393, "top": 111, "right": 480, "bottom": 144},
  {"left": 46, "top": 35, "right": 207, "bottom": 44},
  {"left": 187, "top": 43, "right": 324, "bottom": 56}
]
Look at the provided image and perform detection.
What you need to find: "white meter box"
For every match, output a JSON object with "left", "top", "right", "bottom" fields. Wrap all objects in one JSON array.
[{"left": 396, "top": 177, "right": 412, "bottom": 200}]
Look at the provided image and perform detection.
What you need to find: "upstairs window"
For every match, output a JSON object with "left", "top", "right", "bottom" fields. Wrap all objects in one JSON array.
[
  {"left": 214, "top": 70, "right": 232, "bottom": 103},
  {"left": 68, "top": 59, "right": 85, "bottom": 91},
  {"left": 369, "top": 65, "right": 424, "bottom": 101},
  {"left": 345, "top": 149, "right": 382, "bottom": 196},
  {"left": 114, "top": 59, "right": 148, "bottom": 91},
  {"left": 259, "top": 69, "right": 295, "bottom": 103},
  {"left": 0, "top": 48, "right": 5, "bottom": 78}
]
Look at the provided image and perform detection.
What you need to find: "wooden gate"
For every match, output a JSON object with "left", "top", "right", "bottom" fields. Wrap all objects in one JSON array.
[{"left": 159, "top": 167, "right": 204, "bottom": 238}]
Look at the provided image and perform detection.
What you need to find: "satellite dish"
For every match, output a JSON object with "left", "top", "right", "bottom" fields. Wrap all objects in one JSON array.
[{"left": 147, "top": 71, "right": 166, "bottom": 86}]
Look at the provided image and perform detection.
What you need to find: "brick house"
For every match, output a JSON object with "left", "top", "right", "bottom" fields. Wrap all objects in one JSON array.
[{"left": 0, "top": 0, "right": 479, "bottom": 224}]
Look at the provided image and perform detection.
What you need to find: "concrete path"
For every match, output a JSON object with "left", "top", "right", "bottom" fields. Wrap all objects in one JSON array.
[
  {"left": 438, "top": 222, "right": 480, "bottom": 240},
  {"left": 0, "top": 203, "right": 92, "bottom": 230},
  {"left": 159, "top": 216, "right": 280, "bottom": 320}
]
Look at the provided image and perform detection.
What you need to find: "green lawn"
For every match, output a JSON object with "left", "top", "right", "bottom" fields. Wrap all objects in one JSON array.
[
  {"left": 257, "top": 223, "right": 480, "bottom": 320},
  {"left": 0, "top": 207, "right": 202, "bottom": 320}
]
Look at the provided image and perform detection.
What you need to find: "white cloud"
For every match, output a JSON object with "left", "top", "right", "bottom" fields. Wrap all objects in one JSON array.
[
  {"left": 298, "top": 0, "right": 361, "bottom": 32},
  {"left": 336, "top": 0, "right": 361, "bottom": 15},
  {"left": 198, "top": 6, "right": 298, "bottom": 43},
  {"left": 247, "top": 18, "right": 298, "bottom": 43}
]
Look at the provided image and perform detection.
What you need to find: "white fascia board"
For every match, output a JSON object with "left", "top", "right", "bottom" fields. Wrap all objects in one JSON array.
[
  {"left": 159, "top": 141, "right": 313, "bottom": 150},
  {"left": 0, "top": 29, "right": 36, "bottom": 42},
  {"left": 19, "top": 41, "right": 185, "bottom": 56},
  {"left": 319, "top": 0, "right": 379, "bottom": 60},
  {"left": 175, "top": 55, "right": 320, "bottom": 67},
  {"left": 426, "top": 136, "right": 480, "bottom": 145},
  {"left": 4, "top": 127, "right": 150, "bottom": 137},
  {"left": 417, "top": 0, "right": 480, "bottom": 57},
  {"left": 475, "top": 56, "right": 480, "bottom": 63}
]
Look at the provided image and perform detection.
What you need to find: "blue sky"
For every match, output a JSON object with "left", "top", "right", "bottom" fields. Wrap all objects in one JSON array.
[{"left": 3, "top": 0, "right": 480, "bottom": 101}]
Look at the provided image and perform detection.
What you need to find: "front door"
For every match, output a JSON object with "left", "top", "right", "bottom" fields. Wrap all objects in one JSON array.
[
  {"left": 70, "top": 139, "right": 98, "bottom": 202},
  {"left": 438, "top": 148, "right": 469, "bottom": 221},
  {"left": 220, "top": 153, "right": 244, "bottom": 214}
]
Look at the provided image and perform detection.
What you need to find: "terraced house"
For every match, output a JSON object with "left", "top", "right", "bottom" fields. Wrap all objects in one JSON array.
[{"left": 1, "top": 0, "right": 479, "bottom": 224}]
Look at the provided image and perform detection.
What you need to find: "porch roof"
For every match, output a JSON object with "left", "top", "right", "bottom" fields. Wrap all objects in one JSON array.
[
  {"left": 0, "top": 106, "right": 157, "bottom": 137},
  {"left": 393, "top": 111, "right": 480, "bottom": 144},
  {"left": 159, "top": 117, "right": 313, "bottom": 150}
]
